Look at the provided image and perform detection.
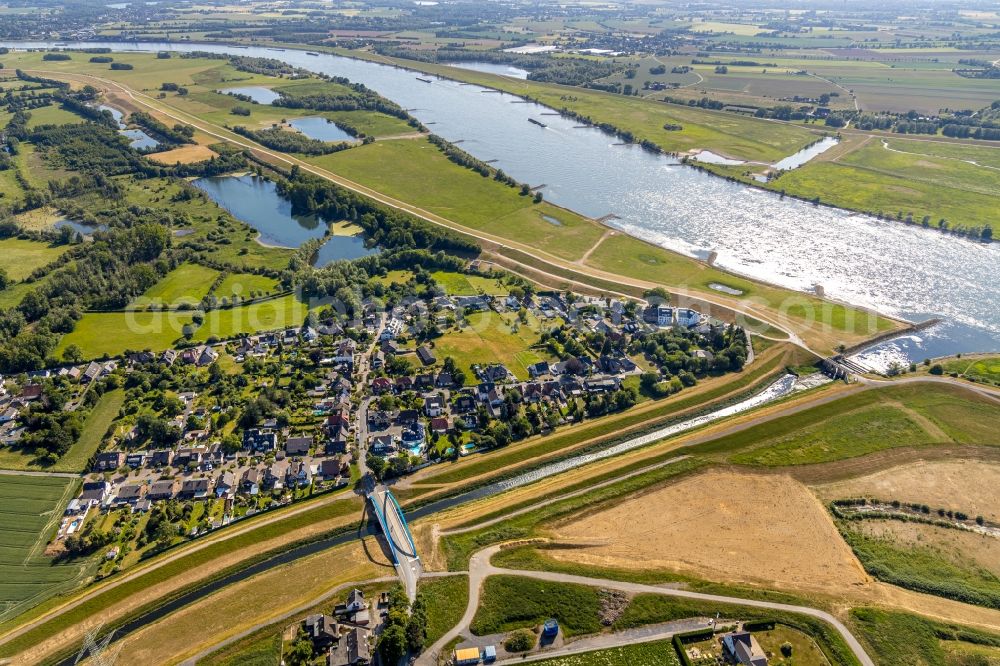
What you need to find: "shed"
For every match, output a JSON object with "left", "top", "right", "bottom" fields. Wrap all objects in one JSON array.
[
  {"left": 542, "top": 618, "right": 559, "bottom": 637},
  {"left": 454, "top": 647, "right": 481, "bottom": 665}
]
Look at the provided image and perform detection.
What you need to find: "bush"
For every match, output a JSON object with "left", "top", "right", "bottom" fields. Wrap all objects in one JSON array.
[
  {"left": 503, "top": 629, "right": 535, "bottom": 652},
  {"left": 928, "top": 364, "right": 944, "bottom": 375},
  {"left": 110, "top": 63, "right": 134, "bottom": 71},
  {"left": 781, "top": 641, "right": 793, "bottom": 657}
]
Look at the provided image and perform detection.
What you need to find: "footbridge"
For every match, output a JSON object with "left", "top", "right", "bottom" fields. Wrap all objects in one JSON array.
[{"left": 368, "top": 485, "right": 422, "bottom": 600}]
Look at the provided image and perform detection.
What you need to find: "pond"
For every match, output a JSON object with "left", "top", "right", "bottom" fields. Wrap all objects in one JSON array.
[
  {"left": 192, "top": 175, "right": 377, "bottom": 265},
  {"left": 689, "top": 150, "right": 745, "bottom": 166},
  {"left": 772, "top": 136, "right": 839, "bottom": 171},
  {"left": 219, "top": 86, "right": 281, "bottom": 105},
  {"left": 121, "top": 128, "right": 158, "bottom": 150},
  {"left": 287, "top": 117, "right": 356, "bottom": 142},
  {"left": 444, "top": 61, "right": 530, "bottom": 80},
  {"left": 97, "top": 104, "right": 126, "bottom": 129},
  {"left": 54, "top": 219, "right": 107, "bottom": 236}
]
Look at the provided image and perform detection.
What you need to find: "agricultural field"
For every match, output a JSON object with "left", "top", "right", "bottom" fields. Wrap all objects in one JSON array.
[
  {"left": 214, "top": 272, "right": 281, "bottom": 301},
  {"left": 850, "top": 607, "right": 1000, "bottom": 666},
  {"left": 549, "top": 469, "right": 867, "bottom": 594},
  {"left": 0, "top": 474, "right": 92, "bottom": 624},
  {"left": 132, "top": 263, "right": 220, "bottom": 308},
  {"left": 814, "top": 459, "right": 1000, "bottom": 523},
  {"left": 191, "top": 293, "right": 309, "bottom": 342},
  {"left": 703, "top": 383, "right": 1000, "bottom": 467},
  {"left": 0, "top": 238, "right": 69, "bottom": 281},
  {"left": 431, "top": 271, "right": 509, "bottom": 296},
  {"left": 146, "top": 144, "right": 218, "bottom": 164},
  {"left": 529, "top": 640, "right": 681, "bottom": 666},
  {"left": 55, "top": 310, "right": 194, "bottom": 359},
  {"left": 431, "top": 310, "right": 550, "bottom": 382}
]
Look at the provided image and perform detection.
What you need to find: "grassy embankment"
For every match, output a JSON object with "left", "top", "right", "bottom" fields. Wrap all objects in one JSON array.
[
  {"left": 850, "top": 608, "right": 1000, "bottom": 666},
  {"left": 682, "top": 382, "right": 1000, "bottom": 466}
]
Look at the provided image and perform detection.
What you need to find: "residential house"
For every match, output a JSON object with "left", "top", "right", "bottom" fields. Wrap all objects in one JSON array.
[
  {"left": 115, "top": 484, "right": 146, "bottom": 506},
  {"left": 94, "top": 451, "right": 124, "bottom": 472},
  {"left": 327, "top": 627, "right": 371, "bottom": 666},
  {"left": 320, "top": 457, "right": 345, "bottom": 481},
  {"left": 452, "top": 394, "right": 477, "bottom": 414},
  {"left": 243, "top": 428, "right": 277, "bottom": 452},
  {"left": 303, "top": 614, "right": 341, "bottom": 649},
  {"left": 369, "top": 435, "right": 395, "bottom": 456},
  {"left": 397, "top": 409, "right": 419, "bottom": 426},
  {"left": 285, "top": 436, "right": 311, "bottom": 456},
  {"left": 160, "top": 349, "right": 178, "bottom": 366},
  {"left": 429, "top": 417, "right": 450, "bottom": 434},
  {"left": 266, "top": 460, "right": 289, "bottom": 490},
  {"left": 241, "top": 468, "right": 261, "bottom": 495},
  {"left": 0, "top": 406, "right": 19, "bottom": 424},
  {"left": 722, "top": 631, "right": 768, "bottom": 666},
  {"left": 149, "top": 449, "right": 174, "bottom": 468},
  {"left": 125, "top": 451, "right": 148, "bottom": 468},
  {"left": 180, "top": 478, "right": 211, "bottom": 499},
  {"left": 527, "top": 361, "right": 550, "bottom": 378},
  {"left": 19, "top": 384, "right": 42, "bottom": 401},
  {"left": 371, "top": 377, "right": 392, "bottom": 394},
  {"left": 79, "top": 481, "right": 112, "bottom": 507},
  {"left": 423, "top": 393, "right": 445, "bottom": 417},
  {"left": 215, "top": 471, "right": 236, "bottom": 498},
  {"left": 82, "top": 362, "right": 103, "bottom": 383},
  {"left": 289, "top": 461, "right": 312, "bottom": 488},
  {"left": 416, "top": 345, "right": 436, "bottom": 366},
  {"left": 148, "top": 480, "right": 176, "bottom": 501}
]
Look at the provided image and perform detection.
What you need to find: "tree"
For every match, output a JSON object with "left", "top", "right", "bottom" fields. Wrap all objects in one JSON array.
[
  {"left": 929, "top": 364, "right": 944, "bottom": 375},
  {"left": 62, "top": 344, "right": 84, "bottom": 364},
  {"left": 0, "top": 267, "right": 9, "bottom": 291},
  {"left": 366, "top": 452, "right": 387, "bottom": 480},
  {"left": 378, "top": 624, "right": 407, "bottom": 664},
  {"left": 285, "top": 629, "right": 315, "bottom": 666}
]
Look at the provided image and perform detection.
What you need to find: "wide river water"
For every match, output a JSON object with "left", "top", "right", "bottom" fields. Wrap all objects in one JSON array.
[{"left": 11, "top": 40, "right": 1000, "bottom": 365}]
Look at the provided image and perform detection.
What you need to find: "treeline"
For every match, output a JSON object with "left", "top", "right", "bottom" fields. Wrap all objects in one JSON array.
[
  {"left": 426, "top": 134, "right": 520, "bottom": 188},
  {"left": 229, "top": 55, "right": 302, "bottom": 77},
  {"left": 273, "top": 87, "right": 412, "bottom": 122},
  {"left": 129, "top": 111, "right": 196, "bottom": 146},
  {"left": 373, "top": 46, "right": 619, "bottom": 86},
  {"left": 232, "top": 125, "right": 354, "bottom": 156}
]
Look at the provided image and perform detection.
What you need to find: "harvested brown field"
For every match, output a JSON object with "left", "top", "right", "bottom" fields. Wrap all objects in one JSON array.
[
  {"left": 147, "top": 144, "right": 218, "bottom": 164},
  {"left": 813, "top": 458, "right": 1000, "bottom": 522},
  {"left": 548, "top": 469, "right": 869, "bottom": 593}
]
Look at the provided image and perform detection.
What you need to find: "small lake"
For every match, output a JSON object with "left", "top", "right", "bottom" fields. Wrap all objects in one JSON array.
[
  {"left": 689, "top": 150, "right": 744, "bottom": 165},
  {"left": 54, "top": 219, "right": 107, "bottom": 236},
  {"left": 192, "top": 175, "right": 376, "bottom": 265},
  {"left": 287, "top": 117, "right": 356, "bottom": 142},
  {"left": 445, "top": 61, "right": 530, "bottom": 80},
  {"left": 315, "top": 234, "right": 379, "bottom": 264},
  {"left": 219, "top": 86, "right": 280, "bottom": 105},
  {"left": 97, "top": 104, "right": 126, "bottom": 129},
  {"left": 772, "top": 136, "right": 838, "bottom": 171},
  {"left": 122, "top": 128, "right": 158, "bottom": 150}
]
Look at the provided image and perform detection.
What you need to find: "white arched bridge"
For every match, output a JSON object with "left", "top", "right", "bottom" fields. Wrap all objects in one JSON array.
[{"left": 368, "top": 485, "right": 422, "bottom": 600}]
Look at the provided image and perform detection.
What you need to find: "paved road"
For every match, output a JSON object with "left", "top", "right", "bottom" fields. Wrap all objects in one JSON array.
[
  {"left": 0, "top": 468, "right": 79, "bottom": 479},
  {"left": 371, "top": 487, "right": 422, "bottom": 601},
  {"left": 418, "top": 545, "right": 875, "bottom": 666}
]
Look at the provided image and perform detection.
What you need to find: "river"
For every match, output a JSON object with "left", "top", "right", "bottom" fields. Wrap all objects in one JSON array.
[{"left": 11, "top": 40, "right": 1000, "bottom": 365}]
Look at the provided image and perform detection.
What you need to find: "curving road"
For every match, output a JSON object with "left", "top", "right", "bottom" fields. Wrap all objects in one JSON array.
[{"left": 419, "top": 545, "right": 875, "bottom": 666}]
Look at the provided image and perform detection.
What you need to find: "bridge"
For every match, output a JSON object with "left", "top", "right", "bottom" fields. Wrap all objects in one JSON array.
[{"left": 367, "top": 485, "right": 422, "bottom": 601}]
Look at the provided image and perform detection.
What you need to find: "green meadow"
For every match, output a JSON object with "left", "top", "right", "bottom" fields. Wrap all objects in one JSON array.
[
  {"left": 0, "top": 238, "right": 69, "bottom": 281},
  {"left": 132, "top": 263, "right": 220, "bottom": 308}
]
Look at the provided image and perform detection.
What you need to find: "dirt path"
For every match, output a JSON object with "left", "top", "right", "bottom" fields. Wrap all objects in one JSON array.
[{"left": 577, "top": 228, "right": 615, "bottom": 266}]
